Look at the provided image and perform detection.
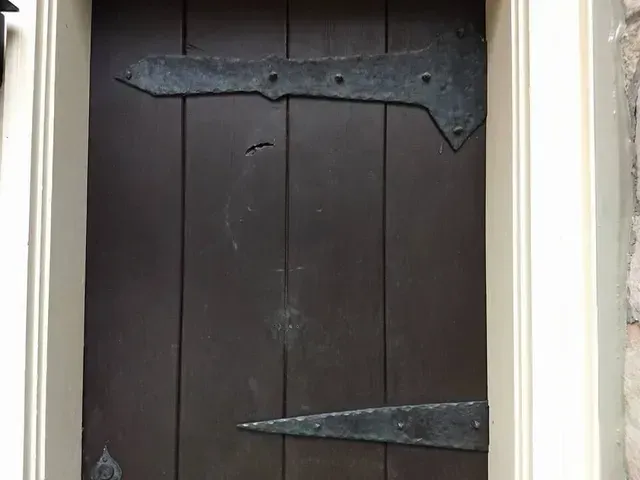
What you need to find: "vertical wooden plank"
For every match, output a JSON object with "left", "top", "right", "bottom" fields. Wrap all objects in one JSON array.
[
  {"left": 386, "top": 1, "right": 488, "bottom": 479},
  {"left": 286, "top": 1, "right": 386, "bottom": 479},
  {"left": 178, "top": 2, "right": 287, "bottom": 479},
  {"left": 82, "top": 0, "right": 183, "bottom": 477}
]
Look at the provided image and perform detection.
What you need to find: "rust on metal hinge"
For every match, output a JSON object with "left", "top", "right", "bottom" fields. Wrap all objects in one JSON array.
[
  {"left": 115, "top": 25, "right": 486, "bottom": 151},
  {"left": 238, "top": 400, "right": 489, "bottom": 452}
]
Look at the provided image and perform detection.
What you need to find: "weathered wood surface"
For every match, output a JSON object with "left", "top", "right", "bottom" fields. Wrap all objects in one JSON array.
[
  {"left": 284, "top": 0, "right": 387, "bottom": 478},
  {"left": 179, "top": 1, "right": 287, "bottom": 478},
  {"left": 83, "top": 0, "right": 487, "bottom": 478},
  {"left": 385, "top": 0, "right": 488, "bottom": 477},
  {"left": 83, "top": 0, "right": 183, "bottom": 477}
]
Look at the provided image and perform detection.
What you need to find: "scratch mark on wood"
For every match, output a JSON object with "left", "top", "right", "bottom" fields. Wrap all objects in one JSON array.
[
  {"left": 186, "top": 42, "right": 205, "bottom": 53},
  {"left": 245, "top": 141, "right": 275, "bottom": 156},
  {"left": 223, "top": 197, "right": 239, "bottom": 251},
  {"left": 273, "top": 266, "right": 306, "bottom": 273}
]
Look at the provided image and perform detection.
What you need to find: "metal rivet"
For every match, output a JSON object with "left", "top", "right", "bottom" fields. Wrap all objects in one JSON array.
[
  {"left": 124, "top": 70, "right": 132, "bottom": 80},
  {"left": 97, "top": 465, "right": 115, "bottom": 480},
  {"left": 268, "top": 71, "right": 278, "bottom": 82},
  {"left": 472, "top": 420, "right": 481, "bottom": 430},
  {"left": 396, "top": 421, "right": 405, "bottom": 430},
  {"left": 453, "top": 126, "right": 464, "bottom": 135},
  {"left": 334, "top": 73, "right": 344, "bottom": 84},
  {"left": 421, "top": 72, "right": 432, "bottom": 83},
  {"left": 456, "top": 27, "right": 465, "bottom": 38},
  {"left": 313, "top": 422, "right": 321, "bottom": 431}
]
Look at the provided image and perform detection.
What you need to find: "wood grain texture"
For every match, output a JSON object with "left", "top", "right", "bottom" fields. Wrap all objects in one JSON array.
[
  {"left": 178, "top": 1, "right": 287, "bottom": 478},
  {"left": 385, "top": 0, "right": 488, "bottom": 478},
  {"left": 82, "top": 0, "right": 183, "bottom": 477},
  {"left": 285, "top": 0, "right": 387, "bottom": 478}
]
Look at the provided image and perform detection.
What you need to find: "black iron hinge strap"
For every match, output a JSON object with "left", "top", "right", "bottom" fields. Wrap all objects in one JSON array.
[
  {"left": 115, "top": 26, "right": 486, "bottom": 151},
  {"left": 238, "top": 400, "right": 489, "bottom": 452}
]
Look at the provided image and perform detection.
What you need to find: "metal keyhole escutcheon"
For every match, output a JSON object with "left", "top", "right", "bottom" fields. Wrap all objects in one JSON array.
[{"left": 90, "top": 446, "right": 122, "bottom": 480}]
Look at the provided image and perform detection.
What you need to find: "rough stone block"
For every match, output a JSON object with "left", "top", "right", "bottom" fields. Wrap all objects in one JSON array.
[{"left": 627, "top": 325, "right": 640, "bottom": 479}]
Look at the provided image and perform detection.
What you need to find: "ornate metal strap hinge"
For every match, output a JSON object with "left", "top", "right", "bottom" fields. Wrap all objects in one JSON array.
[
  {"left": 238, "top": 400, "right": 489, "bottom": 452},
  {"left": 90, "top": 446, "right": 122, "bottom": 480},
  {"left": 115, "top": 25, "right": 486, "bottom": 151}
]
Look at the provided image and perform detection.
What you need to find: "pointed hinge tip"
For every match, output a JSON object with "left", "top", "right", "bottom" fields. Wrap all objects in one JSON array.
[{"left": 238, "top": 400, "right": 489, "bottom": 452}]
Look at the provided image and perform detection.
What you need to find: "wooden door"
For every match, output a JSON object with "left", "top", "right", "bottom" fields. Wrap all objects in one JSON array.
[{"left": 82, "top": 0, "right": 487, "bottom": 479}]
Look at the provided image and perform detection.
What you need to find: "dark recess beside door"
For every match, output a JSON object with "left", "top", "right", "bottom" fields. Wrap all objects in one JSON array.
[{"left": 82, "top": 0, "right": 488, "bottom": 478}]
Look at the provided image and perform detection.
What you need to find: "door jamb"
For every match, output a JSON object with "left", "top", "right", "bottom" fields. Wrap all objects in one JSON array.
[{"left": 1, "top": 0, "right": 629, "bottom": 478}]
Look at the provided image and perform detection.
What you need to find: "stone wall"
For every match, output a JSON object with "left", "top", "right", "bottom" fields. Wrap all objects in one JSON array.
[
  {"left": 627, "top": 324, "right": 640, "bottom": 478},
  {"left": 625, "top": 1, "right": 640, "bottom": 478}
]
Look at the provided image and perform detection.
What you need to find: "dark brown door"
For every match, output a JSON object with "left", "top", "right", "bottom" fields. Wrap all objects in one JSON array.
[{"left": 82, "top": 0, "right": 487, "bottom": 479}]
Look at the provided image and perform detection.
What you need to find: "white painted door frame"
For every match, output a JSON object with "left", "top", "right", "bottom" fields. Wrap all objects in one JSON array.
[{"left": 0, "top": 0, "right": 631, "bottom": 479}]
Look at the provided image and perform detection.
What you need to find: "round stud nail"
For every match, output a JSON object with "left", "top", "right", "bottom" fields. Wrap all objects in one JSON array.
[
  {"left": 334, "top": 73, "right": 344, "bottom": 84},
  {"left": 96, "top": 464, "right": 115, "bottom": 480},
  {"left": 268, "top": 71, "right": 278, "bottom": 82},
  {"left": 421, "top": 72, "right": 432, "bottom": 83}
]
